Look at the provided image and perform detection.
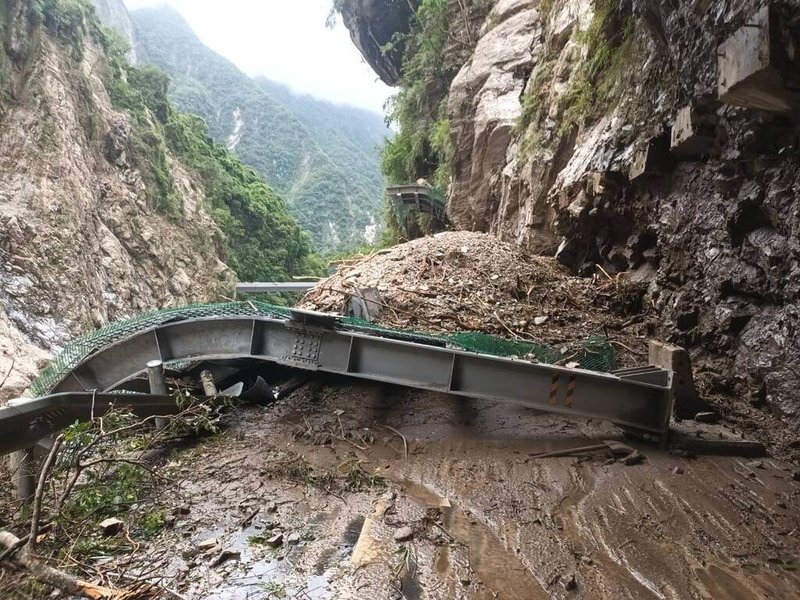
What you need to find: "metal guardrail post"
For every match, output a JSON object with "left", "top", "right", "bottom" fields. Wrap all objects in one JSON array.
[
  {"left": 10, "top": 446, "right": 36, "bottom": 502},
  {"left": 147, "top": 360, "right": 168, "bottom": 431}
]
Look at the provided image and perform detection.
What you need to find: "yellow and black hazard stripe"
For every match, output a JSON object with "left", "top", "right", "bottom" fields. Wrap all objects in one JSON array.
[
  {"left": 549, "top": 373, "right": 560, "bottom": 405},
  {"left": 565, "top": 375, "right": 577, "bottom": 408}
]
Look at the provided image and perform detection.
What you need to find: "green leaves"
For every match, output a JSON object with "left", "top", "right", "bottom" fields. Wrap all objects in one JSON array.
[
  {"left": 381, "top": 0, "right": 490, "bottom": 189},
  {"left": 66, "top": 463, "right": 147, "bottom": 520},
  {"left": 101, "top": 26, "right": 321, "bottom": 279},
  {"left": 35, "top": 0, "right": 96, "bottom": 59},
  {"left": 128, "top": 66, "right": 171, "bottom": 123}
]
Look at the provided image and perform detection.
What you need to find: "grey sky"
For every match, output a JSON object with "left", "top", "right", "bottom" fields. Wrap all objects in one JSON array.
[{"left": 122, "top": 0, "right": 393, "bottom": 114}]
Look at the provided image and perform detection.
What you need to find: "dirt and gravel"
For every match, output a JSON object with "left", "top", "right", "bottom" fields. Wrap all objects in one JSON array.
[
  {"left": 3, "top": 232, "right": 800, "bottom": 599},
  {"left": 301, "top": 232, "right": 652, "bottom": 367},
  {"left": 10, "top": 377, "right": 796, "bottom": 599},
  {"left": 299, "top": 231, "right": 800, "bottom": 464}
]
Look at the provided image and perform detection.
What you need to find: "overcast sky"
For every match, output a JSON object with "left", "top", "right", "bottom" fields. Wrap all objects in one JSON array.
[{"left": 122, "top": 0, "right": 393, "bottom": 115}]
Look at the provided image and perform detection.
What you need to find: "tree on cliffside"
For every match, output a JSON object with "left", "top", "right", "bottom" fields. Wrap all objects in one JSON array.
[{"left": 336, "top": 0, "right": 491, "bottom": 191}]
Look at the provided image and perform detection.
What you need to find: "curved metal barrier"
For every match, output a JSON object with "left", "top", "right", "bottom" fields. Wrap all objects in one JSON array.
[
  {"left": 1, "top": 310, "right": 672, "bottom": 451},
  {"left": 0, "top": 392, "right": 179, "bottom": 455}
]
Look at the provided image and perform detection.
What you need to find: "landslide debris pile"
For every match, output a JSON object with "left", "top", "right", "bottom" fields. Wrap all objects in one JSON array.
[{"left": 301, "top": 232, "right": 650, "bottom": 366}]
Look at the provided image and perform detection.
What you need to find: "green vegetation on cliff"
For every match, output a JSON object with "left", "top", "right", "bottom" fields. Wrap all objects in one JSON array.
[
  {"left": 517, "top": 0, "right": 636, "bottom": 153},
  {"left": 102, "top": 36, "right": 322, "bottom": 280},
  {"left": 371, "top": 0, "right": 491, "bottom": 189},
  {"left": 131, "top": 6, "right": 389, "bottom": 253},
  {"left": 27, "top": 0, "right": 322, "bottom": 282},
  {"left": 33, "top": 0, "right": 100, "bottom": 59},
  {"left": 339, "top": 0, "right": 633, "bottom": 193}
]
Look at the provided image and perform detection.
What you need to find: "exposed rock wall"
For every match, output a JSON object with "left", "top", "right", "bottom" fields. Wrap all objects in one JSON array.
[
  {"left": 0, "top": 2, "right": 234, "bottom": 400},
  {"left": 448, "top": 0, "right": 547, "bottom": 236},
  {"left": 342, "top": 0, "right": 800, "bottom": 452},
  {"left": 337, "top": 0, "right": 417, "bottom": 86},
  {"left": 471, "top": 0, "right": 800, "bottom": 435},
  {"left": 92, "top": 0, "right": 137, "bottom": 63}
]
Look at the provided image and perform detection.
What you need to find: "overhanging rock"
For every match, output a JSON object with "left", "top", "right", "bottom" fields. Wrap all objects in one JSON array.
[{"left": 718, "top": 5, "right": 800, "bottom": 113}]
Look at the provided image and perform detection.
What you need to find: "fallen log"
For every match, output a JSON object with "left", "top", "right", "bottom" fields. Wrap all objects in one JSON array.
[{"left": 0, "top": 531, "right": 117, "bottom": 599}]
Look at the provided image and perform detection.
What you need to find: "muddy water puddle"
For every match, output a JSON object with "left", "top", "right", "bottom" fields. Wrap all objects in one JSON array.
[
  {"left": 190, "top": 519, "right": 357, "bottom": 599},
  {"left": 399, "top": 480, "right": 548, "bottom": 599}
]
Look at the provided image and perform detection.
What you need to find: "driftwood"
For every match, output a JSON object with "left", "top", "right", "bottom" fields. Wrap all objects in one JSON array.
[{"left": 0, "top": 531, "right": 119, "bottom": 599}]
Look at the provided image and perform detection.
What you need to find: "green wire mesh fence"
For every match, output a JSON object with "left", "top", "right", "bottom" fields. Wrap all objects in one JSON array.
[
  {"left": 31, "top": 302, "right": 616, "bottom": 396},
  {"left": 342, "top": 320, "right": 616, "bottom": 372},
  {"left": 31, "top": 302, "right": 290, "bottom": 396}
]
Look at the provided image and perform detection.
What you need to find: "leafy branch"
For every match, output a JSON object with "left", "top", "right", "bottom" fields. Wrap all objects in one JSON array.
[{"left": 0, "top": 394, "right": 231, "bottom": 599}]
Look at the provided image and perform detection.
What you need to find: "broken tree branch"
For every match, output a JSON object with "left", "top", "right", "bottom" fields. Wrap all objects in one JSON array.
[
  {"left": 29, "top": 434, "right": 65, "bottom": 552},
  {"left": 0, "top": 358, "right": 13, "bottom": 390},
  {"left": 0, "top": 532, "right": 28, "bottom": 563},
  {"left": 0, "top": 531, "right": 120, "bottom": 599},
  {"left": 383, "top": 425, "right": 408, "bottom": 459}
]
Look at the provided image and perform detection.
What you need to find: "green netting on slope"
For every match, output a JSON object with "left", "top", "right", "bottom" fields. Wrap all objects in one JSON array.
[
  {"left": 31, "top": 302, "right": 616, "bottom": 396},
  {"left": 341, "top": 320, "right": 616, "bottom": 373},
  {"left": 447, "top": 332, "right": 615, "bottom": 370},
  {"left": 30, "top": 302, "right": 292, "bottom": 396}
]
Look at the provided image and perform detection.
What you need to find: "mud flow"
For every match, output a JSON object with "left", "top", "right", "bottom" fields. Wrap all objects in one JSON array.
[{"left": 103, "top": 379, "right": 800, "bottom": 599}]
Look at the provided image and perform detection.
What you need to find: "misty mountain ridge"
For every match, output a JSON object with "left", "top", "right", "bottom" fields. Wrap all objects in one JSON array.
[{"left": 131, "top": 5, "right": 389, "bottom": 253}]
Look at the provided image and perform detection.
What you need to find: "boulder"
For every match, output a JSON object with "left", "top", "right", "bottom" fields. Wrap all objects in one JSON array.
[
  {"left": 448, "top": 1, "right": 544, "bottom": 232},
  {"left": 99, "top": 518, "right": 124, "bottom": 536}
]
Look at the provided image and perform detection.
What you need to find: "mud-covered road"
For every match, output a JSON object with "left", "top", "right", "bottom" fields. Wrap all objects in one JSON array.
[{"left": 112, "top": 376, "right": 800, "bottom": 600}]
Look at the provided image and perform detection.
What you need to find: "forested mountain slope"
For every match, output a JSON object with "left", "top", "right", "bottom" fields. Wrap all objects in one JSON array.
[
  {"left": 0, "top": 0, "right": 318, "bottom": 399},
  {"left": 131, "top": 7, "right": 389, "bottom": 253}
]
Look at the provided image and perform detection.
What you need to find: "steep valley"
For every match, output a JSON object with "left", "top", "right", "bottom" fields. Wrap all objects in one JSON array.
[
  {"left": 131, "top": 6, "right": 390, "bottom": 253},
  {"left": 0, "top": 0, "right": 318, "bottom": 401},
  {"left": 2, "top": 1, "right": 800, "bottom": 599}
]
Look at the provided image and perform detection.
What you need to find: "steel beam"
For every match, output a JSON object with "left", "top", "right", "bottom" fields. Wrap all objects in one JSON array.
[
  {"left": 49, "top": 315, "right": 671, "bottom": 423},
  {"left": 0, "top": 393, "right": 179, "bottom": 455},
  {"left": 0, "top": 313, "right": 673, "bottom": 455},
  {"left": 235, "top": 282, "right": 317, "bottom": 295}
]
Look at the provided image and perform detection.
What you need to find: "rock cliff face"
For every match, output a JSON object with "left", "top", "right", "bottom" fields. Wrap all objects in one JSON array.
[
  {"left": 337, "top": 0, "right": 417, "bottom": 86},
  {"left": 0, "top": 1, "right": 234, "bottom": 400},
  {"left": 92, "top": 0, "right": 137, "bottom": 62},
  {"left": 343, "top": 0, "right": 800, "bottom": 453},
  {"left": 448, "top": 0, "right": 552, "bottom": 241}
]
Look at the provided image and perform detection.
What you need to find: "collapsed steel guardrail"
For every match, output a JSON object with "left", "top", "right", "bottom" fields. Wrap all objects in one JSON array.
[
  {"left": 234, "top": 282, "right": 317, "bottom": 296},
  {"left": 0, "top": 393, "right": 179, "bottom": 456},
  {"left": 0, "top": 309, "right": 673, "bottom": 458}
]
